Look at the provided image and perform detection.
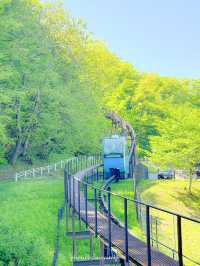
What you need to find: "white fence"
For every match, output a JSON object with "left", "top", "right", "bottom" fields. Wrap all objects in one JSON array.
[{"left": 15, "top": 158, "right": 74, "bottom": 182}]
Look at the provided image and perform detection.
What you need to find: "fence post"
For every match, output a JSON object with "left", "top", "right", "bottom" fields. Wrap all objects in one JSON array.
[
  {"left": 69, "top": 173, "right": 71, "bottom": 208},
  {"left": 94, "top": 188, "right": 98, "bottom": 237},
  {"left": 85, "top": 183, "right": 88, "bottom": 228},
  {"left": 146, "top": 205, "right": 152, "bottom": 266},
  {"left": 96, "top": 167, "right": 98, "bottom": 182},
  {"left": 124, "top": 198, "right": 129, "bottom": 263},
  {"left": 80, "top": 156, "right": 83, "bottom": 170},
  {"left": 78, "top": 181, "right": 81, "bottom": 221},
  {"left": 177, "top": 215, "right": 183, "bottom": 266},
  {"left": 15, "top": 173, "right": 18, "bottom": 182},
  {"left": 64, "top": 166, "right": 68, "bottom": 203},
  {"left": 40, "top": 167, "right": 43, "bottom": 176},
  {"left": 107, "top": 187, "right": 112, "bottom": 256}
]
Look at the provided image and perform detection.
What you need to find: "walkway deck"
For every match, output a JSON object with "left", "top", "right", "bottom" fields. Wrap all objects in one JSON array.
[{"left": 70, "top": 168, "right": 178, "bottom": 266}]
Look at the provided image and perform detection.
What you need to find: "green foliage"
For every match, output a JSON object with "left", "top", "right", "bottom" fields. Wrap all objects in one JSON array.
[{"left": 0, "top": 0, "right": 109, "bottom": 166}]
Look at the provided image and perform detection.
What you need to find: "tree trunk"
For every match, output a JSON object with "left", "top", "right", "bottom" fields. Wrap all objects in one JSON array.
[
  {"left": 9, "top": 138, "right": 22, "bottom": 165},
  {"left": 188, "top": 168, "right": 193, "bottom": 194}
]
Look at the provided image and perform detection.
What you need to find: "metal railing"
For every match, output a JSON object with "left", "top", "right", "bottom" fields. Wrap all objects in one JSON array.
[{"left": 65, "top": 161, "right": 200, "bottom": 266}]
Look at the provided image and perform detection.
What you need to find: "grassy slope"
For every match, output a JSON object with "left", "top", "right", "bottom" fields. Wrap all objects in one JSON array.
[
  {"left": 0, "top": 174, "right": 104, "bottom": 266},
  {"left": 138, "top": 179, "right": 200, "bottom": 264},
  {"left": 0, "top": 177, "right": 66, "bottom": 265},
  {"left": 109, "top": 179, "right": 200, "bottom": 265}
]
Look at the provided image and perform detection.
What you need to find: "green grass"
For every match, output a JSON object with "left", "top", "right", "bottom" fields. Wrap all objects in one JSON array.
[
  {"left": 138, "top": 179, "right": 200, "bottom": 264},
  {"left": 0, "top": 176, "right": 101, "bottom": 266},
  {"left": 109, "top": 180, "right": 144, "bottom": 239},
  {"left": 107, "top": 178, "right": 200, "bottom": 265}
]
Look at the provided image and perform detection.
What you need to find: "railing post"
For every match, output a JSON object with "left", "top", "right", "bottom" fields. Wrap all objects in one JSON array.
[
  {"left": 146, "top": 205, "right": 152, "bottom": 266},
  {"left": 72, "top": 177, "right": 75, "bottom": 211},
  {"left": 78, "top": 181, "right": 81, "bottom": 221},
  {"left": 76, "top": 157, "right": 78, "bottom": 172},
  {"left": 72, "top": 159, "right": 74, "bottom": 175},
  {"left": 80, "top": 156, "right": 83, "bottom": 170},
  {"left": 40, "top": 167, "right": 43, "bottom": 176},
  {"left": 85, "top": 183, "right": 88, "bottom": 227},
  {"left": 107, "top": 187, "right": 112, "bottom": 256},
  {"left": 86, "top": 156, "right": 88, "bottom": 168},
  {"left": 64, "top": 167, "right": 68, "bottom": 203},
  {"left": 177, "top": 215, "right": 183, "bottom": 266},
  {"left": 124, "top": 198, "right": 129, "bottom": 263},
  {"left": 97, "top": 167, "right": 99, "bottom": 182},
  {"left": 69, "top": 173, "right": 71, "bottom": 207},
  {"left": 94, "top": 188, "right": 98, "bottom": 237}
]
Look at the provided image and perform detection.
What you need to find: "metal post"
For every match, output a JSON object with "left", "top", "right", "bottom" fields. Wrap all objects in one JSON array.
[
  {"left": 81, "top": 156, "right": 83, "bottom": 170},
  {"left": 146, "top": 205, "right": 152, "bottom": 266},
  {"left": 65, "top": 167, "right": 69, "bottom": 232},
  {"left": 72, "top": 177, "right": 76, "bottom": 258},
  {"left": 97, "top": 167, "right": 99, "bottom": 182},
  {"left": 94, "top": 188, "right": 98, "bottom": 237},
  {"left": 40, "top": 167, "right": 43, "bottom": 176},
  {"left": 177, "top": 215, "right": 183, "bottom": 266},
  {"left": 76, "top": 157, "right": 78, "bottom": 172},
  {"left": 85, "top": 184, "right": 88, "bottom": 228},
  {"left": 90, "top": 234, "right": 94, "bottom": 258},
  {"left": 69, "top": 174, "right": 71, "bottom": 208},
  {"left": 67, "top": 161, "right": 69, "bottom": 176},
  {"left": 64, "top": 167, "right": 68, "bottom": 203},
  {"left": 69, "top": 160, "right": 71, "bottom": 176},
  {"left": 78, "top": 183, "right": 82, "bottom": 231},
  {"left": 107, "top": 187, "right": 112, "bottom": 256},
  {"left": 124, "top": 198, "right": 129, "bottom": 263}
]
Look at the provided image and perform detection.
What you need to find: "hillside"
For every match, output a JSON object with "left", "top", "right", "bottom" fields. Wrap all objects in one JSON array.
[{"left": 109, "top": 179, "right": 200, "bottom": 265}]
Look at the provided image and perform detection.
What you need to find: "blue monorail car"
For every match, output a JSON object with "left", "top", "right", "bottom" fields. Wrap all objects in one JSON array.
[{"left": 103, "top": 135, "right": 129, "bottom": 179}]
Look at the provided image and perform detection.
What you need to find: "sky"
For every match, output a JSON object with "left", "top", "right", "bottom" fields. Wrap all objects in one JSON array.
[{"left": 64, "top": 0, "right": 200, "bottom": 78}]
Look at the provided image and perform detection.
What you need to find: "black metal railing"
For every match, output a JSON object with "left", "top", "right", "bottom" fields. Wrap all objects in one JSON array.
[{"left": 64, "top": 159, "right": 200, "bottom": 266}]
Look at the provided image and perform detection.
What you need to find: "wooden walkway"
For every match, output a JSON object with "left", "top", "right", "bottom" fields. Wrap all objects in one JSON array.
[{"left": 70, "top": 168, "right": 179, "bottom": 266}]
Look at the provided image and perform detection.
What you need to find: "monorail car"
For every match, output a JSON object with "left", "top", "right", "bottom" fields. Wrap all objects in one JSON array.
[{"left": 103, "top": 134, "right": 129, "bottom": 179}]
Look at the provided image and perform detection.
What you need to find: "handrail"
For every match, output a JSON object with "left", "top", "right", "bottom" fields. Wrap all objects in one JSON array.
[{"left": 73, "top": 175, "right": 200, "bottom": 224}]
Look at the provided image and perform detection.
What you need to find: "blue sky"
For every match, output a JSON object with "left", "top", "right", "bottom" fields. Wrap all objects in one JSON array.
[{"left": 64, "top": 0, "right": 200, "bottom": 78}]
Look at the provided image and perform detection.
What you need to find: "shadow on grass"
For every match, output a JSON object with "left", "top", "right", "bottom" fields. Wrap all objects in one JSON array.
[{"left": 173, "top": 190, "right": 200, "bottom": 219}]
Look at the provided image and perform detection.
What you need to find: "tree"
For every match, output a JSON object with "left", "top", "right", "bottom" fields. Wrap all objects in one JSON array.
[
  {"left": 0, "top": 0, "right": 109, "bottom": 165},
  {"left": 148, "top": 105, "right": 200, "bottom": 193}
]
